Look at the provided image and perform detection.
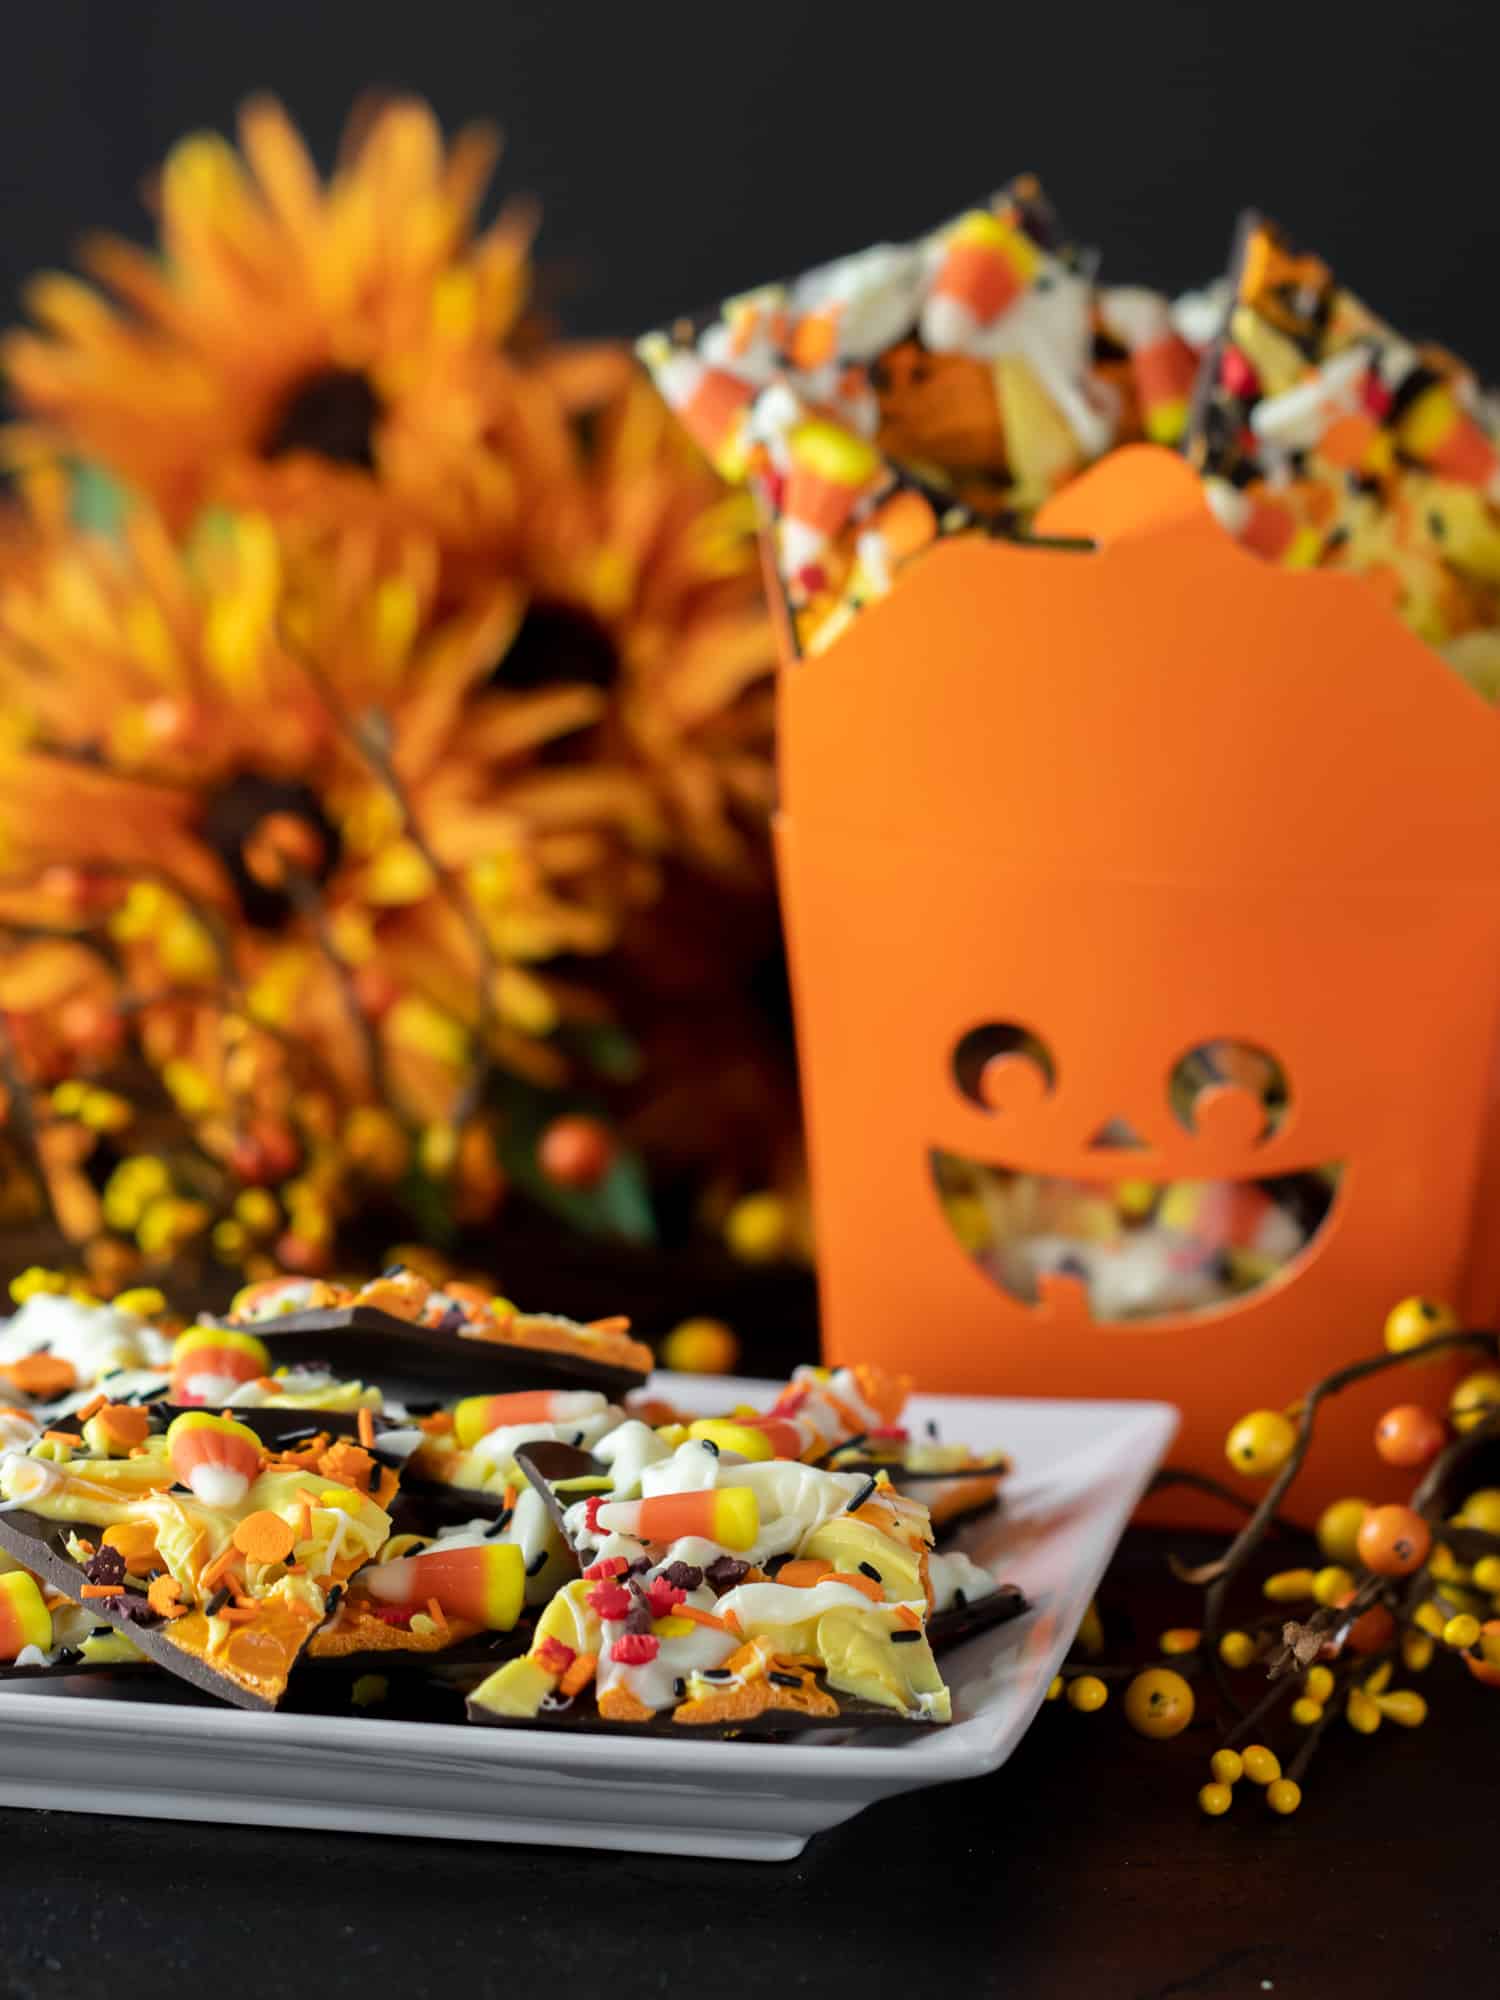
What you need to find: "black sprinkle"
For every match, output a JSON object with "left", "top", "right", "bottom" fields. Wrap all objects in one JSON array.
[
  {"left": 403, "top": 1399, "right": 442, "bottom": 1418},
  {"left": 890, "top": 1629, "right": 922, "bottom": 1645},
  {"left": 483, "top": 1516, "right": 511, "bottom": 1540},
  {"left": 858, "top": 1562, "right": 882, "bottom": 1583},
  {"left": 659, "top": 1561, "right": 704, "bottom": 1592},
  {"left": 699, "top": 1439, "right": 720, "bottom": 1457},
  {"left": 204, "top": 1588, "right": 231, "bottom": 1618},
  {"left": 367, "top": 1461, "right": 383, "bottom": 1492},
  {"left": 702, "top": 1669, "right": 732, "bottom": 1681},
  {"left": 571, "top": 1431, "right": 585, "bottom": 1447},
  {"left": 84, "top": 1546, "right": 127, "bottom": 1589},
  {"left": 672, "top": 1677, "right": 686, "bottom": 1699},
  {"left": 326, "top": 1585, "right": 344, "bottom": 1610},
  {"left": 147, "top": 1401, "right": 171, "bottom": 1421},
  {"left": 526, "top": 1550, "right": 549, "bottom": 1577},
  {"left": 847, "top": 1478, "right": 878, "bottom": 1513},
  {"left": 704, "top": 1555, "right": 749, "bottom": 1591},
  {"left": 381, "top": 1263, "right": 407, "bottom": 1280},
  {"left": 926, "top": 1420, "right": 939, "bottom": 1441},
  {"left": 768, "top": 1671, "right": 804, "bottom": 1689},
  {"left": 100, "top": 1367, "right": 123, "bottom": 1380},
  {"left": 953, "top": 1589, "right": 968, "bottom": 1610}
]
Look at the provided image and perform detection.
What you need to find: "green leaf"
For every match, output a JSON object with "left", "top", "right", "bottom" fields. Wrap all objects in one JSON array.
[{"left": 68, "top": 461, "right": 130, "bottom": 539}]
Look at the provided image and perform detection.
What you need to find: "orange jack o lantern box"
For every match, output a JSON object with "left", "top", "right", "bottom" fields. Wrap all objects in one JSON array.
[{"left": 775, "top": 445, "right": 1500, "bottom": 1518}]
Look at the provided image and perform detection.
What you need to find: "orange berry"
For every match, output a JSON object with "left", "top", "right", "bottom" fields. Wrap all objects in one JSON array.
[
  {"left": 1373, "top": 1404, "right": 1446, "bottom": 1468},
  {"left": 538, "top": 1115, "right": 616, "bottom": 1191},
  {"left": 1356, "top": 1504, "right": 1432, "bottom": 1577}
]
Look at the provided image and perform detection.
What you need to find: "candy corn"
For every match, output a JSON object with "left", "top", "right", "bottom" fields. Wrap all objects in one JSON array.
[
  {"left": 452, "top": 1389, "right": 608, "bottom": 1450},
  {"left": 358, "top": 1542, "right": 524, "bottom": 1630},
  {"left": 169, "top": 1326, "right": 270, "bottom": 1405},
  {"left": 165, "top": 1411, "right": 263, "bottom": 1508},
  {"left": 1099, "top": 288, "right": 1200, "bottom": 446},
  {"left": 594, "top": 1486, "right": 760, "bottom": 1550},
  {"left": 922, "top": 209, "right": 1042, "bottom": 351},
  {"left": 0, "top": 1570, "right": 53, "bottom": 1660}
]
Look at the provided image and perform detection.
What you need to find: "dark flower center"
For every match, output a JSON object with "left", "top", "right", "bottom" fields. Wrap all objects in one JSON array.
[
  {"left": 201, "top": 774, "right": 342, "bottom": 930},
  {"left": 261, "top": 368, "right": 383, "bottom": 469},
  {"left": 497, "top": 602, "right": 620, "bottom": 693}
]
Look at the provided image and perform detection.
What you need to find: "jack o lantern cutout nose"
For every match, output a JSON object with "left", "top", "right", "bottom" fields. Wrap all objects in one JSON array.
[{"left": 774, "top": 446, "right": 1500, "bottom": 1516}]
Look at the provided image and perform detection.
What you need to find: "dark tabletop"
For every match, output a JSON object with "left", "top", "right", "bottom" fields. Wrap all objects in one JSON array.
[{"left": 1, "top": 1529, "right": 1492, "bottom": 2000}]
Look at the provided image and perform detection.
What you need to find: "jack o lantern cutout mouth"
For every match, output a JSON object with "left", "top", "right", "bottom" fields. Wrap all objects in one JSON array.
[{"left": 932, "top": 1028, "right": 1343, "bottom": 1324}]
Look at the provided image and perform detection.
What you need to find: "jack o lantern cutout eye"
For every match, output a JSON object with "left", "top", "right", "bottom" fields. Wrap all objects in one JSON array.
[
  {"left": 1168, "top": 1040, "right": 1289, "bottom": 1146},
  {"left": 953, "top": 1022, "right": 1056, "bottom": 1115}
]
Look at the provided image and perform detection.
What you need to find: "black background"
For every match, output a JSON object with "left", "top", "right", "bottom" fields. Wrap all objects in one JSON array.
[{"left": 2, "top": 0, "right": 1498, "bottom": 368}]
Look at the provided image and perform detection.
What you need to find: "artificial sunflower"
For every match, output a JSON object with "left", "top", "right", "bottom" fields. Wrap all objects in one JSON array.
[
  {"left": 0, "top": 94, "right": 790, "bottom": 1291},
  {"left": 2, "top": 96, "right": 550, "bottom": 587}
]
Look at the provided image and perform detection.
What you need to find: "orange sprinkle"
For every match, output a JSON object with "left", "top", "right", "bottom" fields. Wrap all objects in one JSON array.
[
  {"left": 80, "top": 1583, "right": 124, "bottom": 1599},
  {"left": 894, "top": 1603, "right": 922, "bottom": 1631},
  {"left": 357, "top": 1407, "right": 375, "bottom": 1449},
  {"left": 232, "top": 1510, "right": 297, "bottom": 1566},
  {"left": 73, "top": 1537, "right": 97, "bottom": 1557},
  {"left": 426, "top": 1596, "right": 449, "bottom": 1634},
  {"left": 75, "top": 1393, "right": 107, "bottom": 1423},
  {"left": 502, "top": 1484, "right": 519, "bottom": 1514},
  {"left": 721, "top": 1608, "right": 743, "bottom": 1637},
  {"left": 418, "top": 1410, "right": 454, "bottom": 1436},
  {"left": 200, "top": 1544, "right": 240, "bottom": 1593},
  {"left": 296, "top": 1496, "right": 314, "bottom": 1543},
  {"left": 42, "top": 1430, "right": 79, "bottom": 1449},
  {"left": 558, "top": 1650, "right": 597, "bottom": 1698},
  {"left": 218, "top": 1605, "right": 258, "bottom": 1624},
  {"left": 147, "top": 1575, "right": 184, "bottom": 1619},
  {"left": 825, "top": 1570, "right": 885, "bottom": 1604},
  {"left": 250, "top": 1376, "right": 281, "bottom": 1394},
  {"left": 774, "top": 1558, "right": 834, "bottom": 1589},
  {"left": 668, "top": 1602, "right": 731, "bottom": 1632}
]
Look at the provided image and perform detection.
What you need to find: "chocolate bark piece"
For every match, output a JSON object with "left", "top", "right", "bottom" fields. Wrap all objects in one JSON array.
[
  {"left": 0, "top": 1506, "right": 282, "bottom": 1711},
  {"left": 465, "top": 1674, "right": 941, "bottom": 1740},
  {"left": 926, "top": 1582, "right": 1028, "bottom": 1653},
  {"left": 300, "top": 1621, "right": 533, "bottom": 1684},
  {"left": 214, "top": 1304, "right": 646, "bottom": 1402},
  {"left": 45, "top": 1399, "right": 422, "bottom": 1473}
]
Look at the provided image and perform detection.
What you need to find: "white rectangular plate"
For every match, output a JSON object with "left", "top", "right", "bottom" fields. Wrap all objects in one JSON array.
[{"left": 0, "top": 1376, "right": 1176, "bottom": 1859}]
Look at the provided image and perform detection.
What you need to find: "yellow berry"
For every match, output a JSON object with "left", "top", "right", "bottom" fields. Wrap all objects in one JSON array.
[
  {"left": 1455, "top": 1490, "right": 1500, "bottom": 1535},
  {"left": 660, "top": 1317, "right": 740, "bottom": 1375},
  {"left": 1218, "top": 1630, "right": 1257, "bottom": 1669},
  {"left": 1362, "top": 1661, "right": 1393, "bottom": 1695},
  {"left": 1076, "top": 1599, "right": 1105, "bottom": 1656},
  {"left": 1304, "top": 1665, "right": 1335, "bottom": 1703},
  {"left": 1266, "top": 1779, "right": 1302, "bottom": 1816},
  {"left": 1198, "top": 1783, "right": 1234, "bottom": 1817},
  {"left": 1427, "top": 1542, "right": 1466, "bottom": 1583},
  {"left": 1451, "top": 1371, "right": 1500, "bottom": 1434},
  {"left": 724, "top": 1192, "right": 792, "bottom": 1263},
  {"left": 1316, "top": 1498, "right": 1369, "bottom": 1567},
  {"left": 1402, "top": 1630, "right": 1435, "bottom": 1673},
  {"left": 1375, "top": 1690, "right": 1427, "bottom": 1728},
  {"left": 1225, "top": 1408, "right": 1298, "bottom": 1478},
  {"left": 1346, "top": 1689, "right": 1382, "bottom": 1734},
  {"left": 1383, "top": 1295, "right": 1457, "bottom": 1354},
  {"left": 1241, "top": 1744, "right": 1280, "bottom": 1785},
  {"left": 1066, "top": 1675, "right": 1108, "bottom": 1713},
  {"left": 1413, "top": 1601, "right": 1447, "bottom": 1637},
  {"left": 1208, "top": 1749, "right": 1242, "bottom": 1785},
  {"left": 1045, "top": 1675, "right": 1065, "bottom": 1702},
  {"left": 1122, "top": 1668, "right": 1195, "bottom": 1739},
  {"left": 1443, "top": 1613, "right": 1481, "bottom": 1650},
  {"left": 1290, "top": 1698, "right": 1323, "bottom": 1727},
  {"left": 1158, "top": 1628, "right": 1200, "bottom": 1656},
  {"left": 1312, "top": 1565, "right": 1356, "bottom": 1607},
  {"left": 1482, "top": 1628, "right": 1500, "bottom": 1668},
  {"left": 1471, "top": 1555, "right": 1500, "bottom": 1594},
  {"left": 1263, "top": 1568, "right": 1317, "bottom": 1602}
]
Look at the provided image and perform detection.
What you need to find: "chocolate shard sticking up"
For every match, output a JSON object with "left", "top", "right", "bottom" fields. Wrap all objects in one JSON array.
[
  {"left": 513, "top": 1440, "right": 612, "bottom": 1553},
  {"left": 926, "top": 1582, "right": 1029, "bottom": 1654},
  {"left": 216, "top": 1305, "right": 647, "bottom": 1402}
]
